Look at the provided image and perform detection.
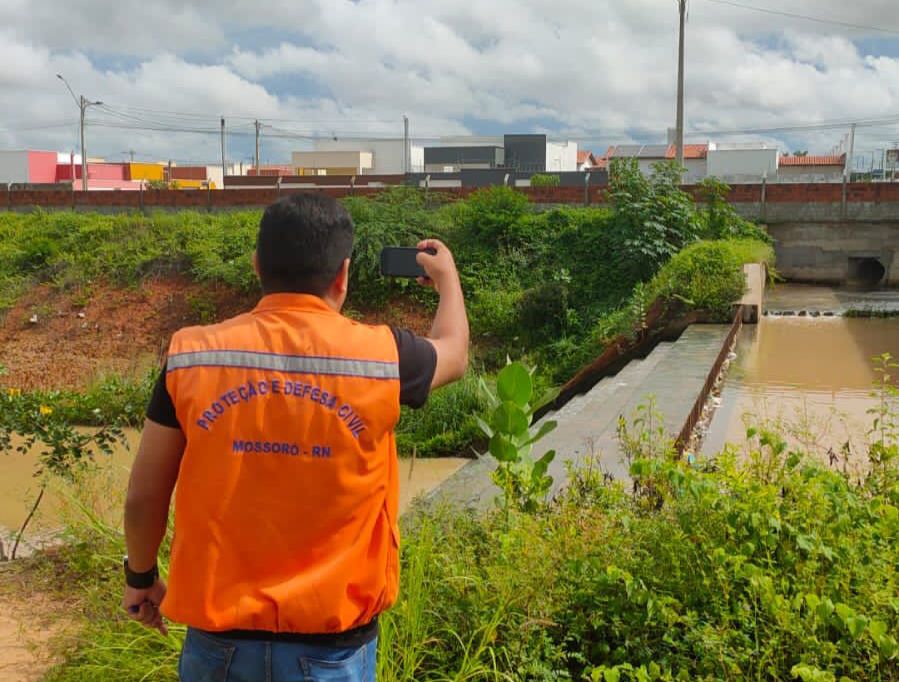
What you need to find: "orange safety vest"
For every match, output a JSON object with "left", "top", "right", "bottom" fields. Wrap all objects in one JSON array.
[{"left": 161, "top": 293, "right": 401, "bottom": 634}]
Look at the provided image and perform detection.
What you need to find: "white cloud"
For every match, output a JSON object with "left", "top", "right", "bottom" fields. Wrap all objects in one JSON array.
[{"left": 1, "top": 0, "right": 899, "bottom": 162}]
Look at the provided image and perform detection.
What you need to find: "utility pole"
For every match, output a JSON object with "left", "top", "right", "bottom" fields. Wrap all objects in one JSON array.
[
  {"left": 128, "top": 149, "right": 135, "bottom": 163},
  {"left": 254, "top": 120, "right": 262, "bottom": 172},
  {"left": 845, "top": 123, "right": 856, "bottom": 180},
  {"left": 220, "top": 117, "right": 226, "bottom": 181},
  {"left": 675, "top": 0, "right": 687, "bottom": 172},
  {"left": 57, "top": 74, "right": 102, "bottom": 191},
  {"left": 403, "top": 115, "right": 410, "bottom": 174}
]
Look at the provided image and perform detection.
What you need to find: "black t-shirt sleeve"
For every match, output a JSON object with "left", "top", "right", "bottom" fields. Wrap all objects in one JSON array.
[
  {"left": 391, "top": 327, "right": 437, "bottom": 409},
  {"left": 146, "top": 364, "right": 181, "bottom": 429}
]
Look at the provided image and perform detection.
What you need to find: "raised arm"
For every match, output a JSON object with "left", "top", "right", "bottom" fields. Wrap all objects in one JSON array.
[{"left": 416, "top": 239, "right": 469, "bottom": 389}]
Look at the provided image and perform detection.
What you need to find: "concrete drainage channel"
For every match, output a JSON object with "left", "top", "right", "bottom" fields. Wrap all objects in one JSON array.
[
  {"left": 425, "top": 264, "right": 769, "bottom": 510},
  {"left": 425, "top": 323, "right": 736, "bottom": 510}
]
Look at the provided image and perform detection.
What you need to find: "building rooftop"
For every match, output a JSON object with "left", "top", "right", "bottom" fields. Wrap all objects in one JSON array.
[{"left": 601, "top": 143, "right": 709, "bottom": 162}]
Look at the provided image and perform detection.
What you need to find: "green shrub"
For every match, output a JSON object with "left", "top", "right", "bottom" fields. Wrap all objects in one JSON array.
[
  {"left": 395, "top": 373, "right": 485, "bottom": 458},
  {"left": 518, "top": 281, "right": 570, "bottom": 343},
  {"left": 608, "top": 159, "right": 702, "bottom": 282},
  {"left": 377, "top": 413, "right": 899, "bottom": 680},
  {"left": 697, "top": 176, "right": 771, "bottom": 242},
  {"left": 447, "top": 185, "right": 530, "bottom": 245},
  {"left": 529, "top": 174, "right": 561, "bottom": 188},
  {"left": 650, "top": 239, "right": 773, "bottom": 319}
]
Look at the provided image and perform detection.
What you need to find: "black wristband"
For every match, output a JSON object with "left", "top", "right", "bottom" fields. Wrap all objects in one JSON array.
[{"left": 124, "top": 557, "right": 159, "bottom": 589}]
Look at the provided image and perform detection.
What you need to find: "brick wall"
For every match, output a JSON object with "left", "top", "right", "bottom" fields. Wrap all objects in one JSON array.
[{"left": 5, "top": 182, "right": 899, "bottom": 215}]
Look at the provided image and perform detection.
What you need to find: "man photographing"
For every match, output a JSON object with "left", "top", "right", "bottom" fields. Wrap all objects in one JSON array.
[{"left": 122, "top": 194, "right": 469, "bottom": 681}]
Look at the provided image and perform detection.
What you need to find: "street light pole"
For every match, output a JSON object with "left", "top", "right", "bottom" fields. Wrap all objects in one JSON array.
[
  {"left": 675, "top": 0, "right": 687, "bottom": 172},
  {"left": 57, "top": 74, "right": 102, "bottom": 191},
  {"left": 255, "top": 120, "right": 261, "bottom": 171},
  {"left": 221, "top": 117, "right": 226, "bottom": 181}
]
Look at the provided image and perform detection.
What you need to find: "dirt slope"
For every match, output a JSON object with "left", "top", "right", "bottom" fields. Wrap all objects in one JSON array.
[
  {"left": 0, "top": 278, "right": 431, "bottom": 392},
  {"left": 0, "top": 277, "right": 254, "bottom": 391}
]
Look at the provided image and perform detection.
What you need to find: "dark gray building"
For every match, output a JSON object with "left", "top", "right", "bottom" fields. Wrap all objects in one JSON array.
[
  {"left": 503, "top": 134, "right": 547, "bottom": 172},
  {"left": 423, "top": 145, "right": 505, "bottom": 172}
]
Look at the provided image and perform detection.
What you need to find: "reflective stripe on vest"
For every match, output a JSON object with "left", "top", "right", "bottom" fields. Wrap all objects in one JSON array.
[{"left": 167, "top": 349, "right": 399, "bottom": 380}]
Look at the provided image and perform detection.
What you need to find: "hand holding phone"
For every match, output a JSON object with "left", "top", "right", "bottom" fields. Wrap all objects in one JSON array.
[{"left": 380, "top": 246, "right": 437, "bottom": 278}]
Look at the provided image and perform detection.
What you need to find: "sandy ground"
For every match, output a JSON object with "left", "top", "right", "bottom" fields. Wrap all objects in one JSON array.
[{"left": 0, "top": 565, "right": 69, "bottom": 682}]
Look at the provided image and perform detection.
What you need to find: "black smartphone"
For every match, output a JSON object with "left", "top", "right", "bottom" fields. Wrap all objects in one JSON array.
[{"left": 380, "top": 246, "right": 436, "bottom": 278}]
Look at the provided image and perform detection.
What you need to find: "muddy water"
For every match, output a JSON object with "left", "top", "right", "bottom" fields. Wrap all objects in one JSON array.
[
  {"left": 703, "top": 315, "right": 899, "bottom": 467},
  {"left": 0, "top": 429, "right": 467, "bottom": 541}
]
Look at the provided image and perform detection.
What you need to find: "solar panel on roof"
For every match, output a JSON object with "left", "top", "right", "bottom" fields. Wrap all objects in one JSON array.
[
  {"left": 613, "top": 145, "right": 643, "bottom": 157},
  {"left": 638, "top": 145, "right": 670, "bottom": 158}
]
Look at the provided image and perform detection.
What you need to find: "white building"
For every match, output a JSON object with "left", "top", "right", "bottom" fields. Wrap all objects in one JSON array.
[
  {"left": 600, "top": 144, "right": 709, "bottom": 183},
  {"left": 706, "top": 142, "right": 779, "bottom": 182},
  {"left": 777, "top": 154, "right": 845, "bottom": 182},
  {"left": 291, "top": 151, "right": 374, "bottom": 175},
  {"left": 312, "top": 138, "right": 423, "bottom": 174},
  {"left": 545, "top": 140, "right": 579, "bottom": 172}
]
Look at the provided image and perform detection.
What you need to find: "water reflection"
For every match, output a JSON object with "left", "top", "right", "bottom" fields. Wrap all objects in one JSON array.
[{"left": 703, "top": 317, "right": 899, "bottom": 469}]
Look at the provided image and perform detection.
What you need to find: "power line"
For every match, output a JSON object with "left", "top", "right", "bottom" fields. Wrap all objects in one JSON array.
[
  {"left": 99, "top": 103, "right": 399, "bottom": 126},
  {"left": 699, "top": 0, "right": 899, "bottom": 36},
  {"left": 0, "top": 121, "right": 78, "bottom": 134}
]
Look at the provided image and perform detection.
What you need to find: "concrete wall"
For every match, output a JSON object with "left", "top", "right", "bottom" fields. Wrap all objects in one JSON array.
[
  {"left": 777, "top": 166, "right": 843, "bottom": 182},
  {"left": 707, "top": 148, "right": 778, "bottom": 179},
  {"left": 768, "top": 222, "right": 898, "bottom": 285},
  {"left": 0, "top": 151, "right": 29, "bottom": 184}
]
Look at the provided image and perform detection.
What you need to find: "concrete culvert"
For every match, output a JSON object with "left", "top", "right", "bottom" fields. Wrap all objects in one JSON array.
[{"left": 847, "top": 257, "right": 886, "bottom": 288}]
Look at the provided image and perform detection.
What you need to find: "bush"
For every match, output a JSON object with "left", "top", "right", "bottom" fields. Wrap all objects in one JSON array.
[
  {"left": 395, "top": 373, "right": 485, "bottom": 458},
  {"left": 376, "top": 413, "right": 898, "bottom": 681},
  {"left": 447, "top": 186, "right": 530, "bottom": 246},
  {"left": 608, "top": 159, "right": 702, "bottom": 282},
  {"left": 697, "top": 177, "right": 771, "bottom": 242},
  {"left": 650, "top": 239, "right": 774, "bottom": 319},
  {"left": 518, "top": 281, "right": 571, "bottom": 343},
  {"left": 529, "top": 174, "right": 561, "bottom": 188}
]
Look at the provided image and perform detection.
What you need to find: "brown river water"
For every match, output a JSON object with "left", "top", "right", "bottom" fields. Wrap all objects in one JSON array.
[
  {"left": 0, "top": 429, "right": 466, "bottom": 548},
  {"left": 703, "top": 313, "right": 899, "bottom": 467}
]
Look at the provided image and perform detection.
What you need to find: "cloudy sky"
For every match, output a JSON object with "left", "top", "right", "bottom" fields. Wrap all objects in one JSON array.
[{"left": 1, "top": 0, "right": 898, "bottom": 168}]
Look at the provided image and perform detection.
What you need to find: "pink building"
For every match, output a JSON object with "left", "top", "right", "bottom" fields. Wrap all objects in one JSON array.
[
  {"left": 55, "top": 160, "right": 142, "bottom": 189},
  {"left": 0, "top": 150, "right": 59, "bottom": 184}
]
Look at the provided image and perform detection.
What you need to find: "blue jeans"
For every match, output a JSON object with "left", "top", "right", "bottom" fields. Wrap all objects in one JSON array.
[{"left": 179, "top": 628, "right": 378, "bottom": 682}]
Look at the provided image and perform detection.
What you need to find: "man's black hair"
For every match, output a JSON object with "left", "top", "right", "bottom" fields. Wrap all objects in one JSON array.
[{"left": 256, "top": 194, "right": 355, "bottom": 296}]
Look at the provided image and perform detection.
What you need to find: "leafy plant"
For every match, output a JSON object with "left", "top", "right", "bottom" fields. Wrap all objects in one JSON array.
[
  {"left": 696, "top": 176, "right": 770, "bottom": 242},
  {"left": 477, "top": 362, "right": 557, "bottom": 513},
  {"left": 0, "top": 388, "right": 128, "bottom": 557},
  {"left": 529, "top": 174, "right": 561, "bottom": 188},
  {"left": 608, "top": 158, "right": 702, "bottom": 282}
]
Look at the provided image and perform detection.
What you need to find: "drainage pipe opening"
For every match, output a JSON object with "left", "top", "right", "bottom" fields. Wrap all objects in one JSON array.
[{"left": 847, "top": 257, "right": 886, "bottom": 288}]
